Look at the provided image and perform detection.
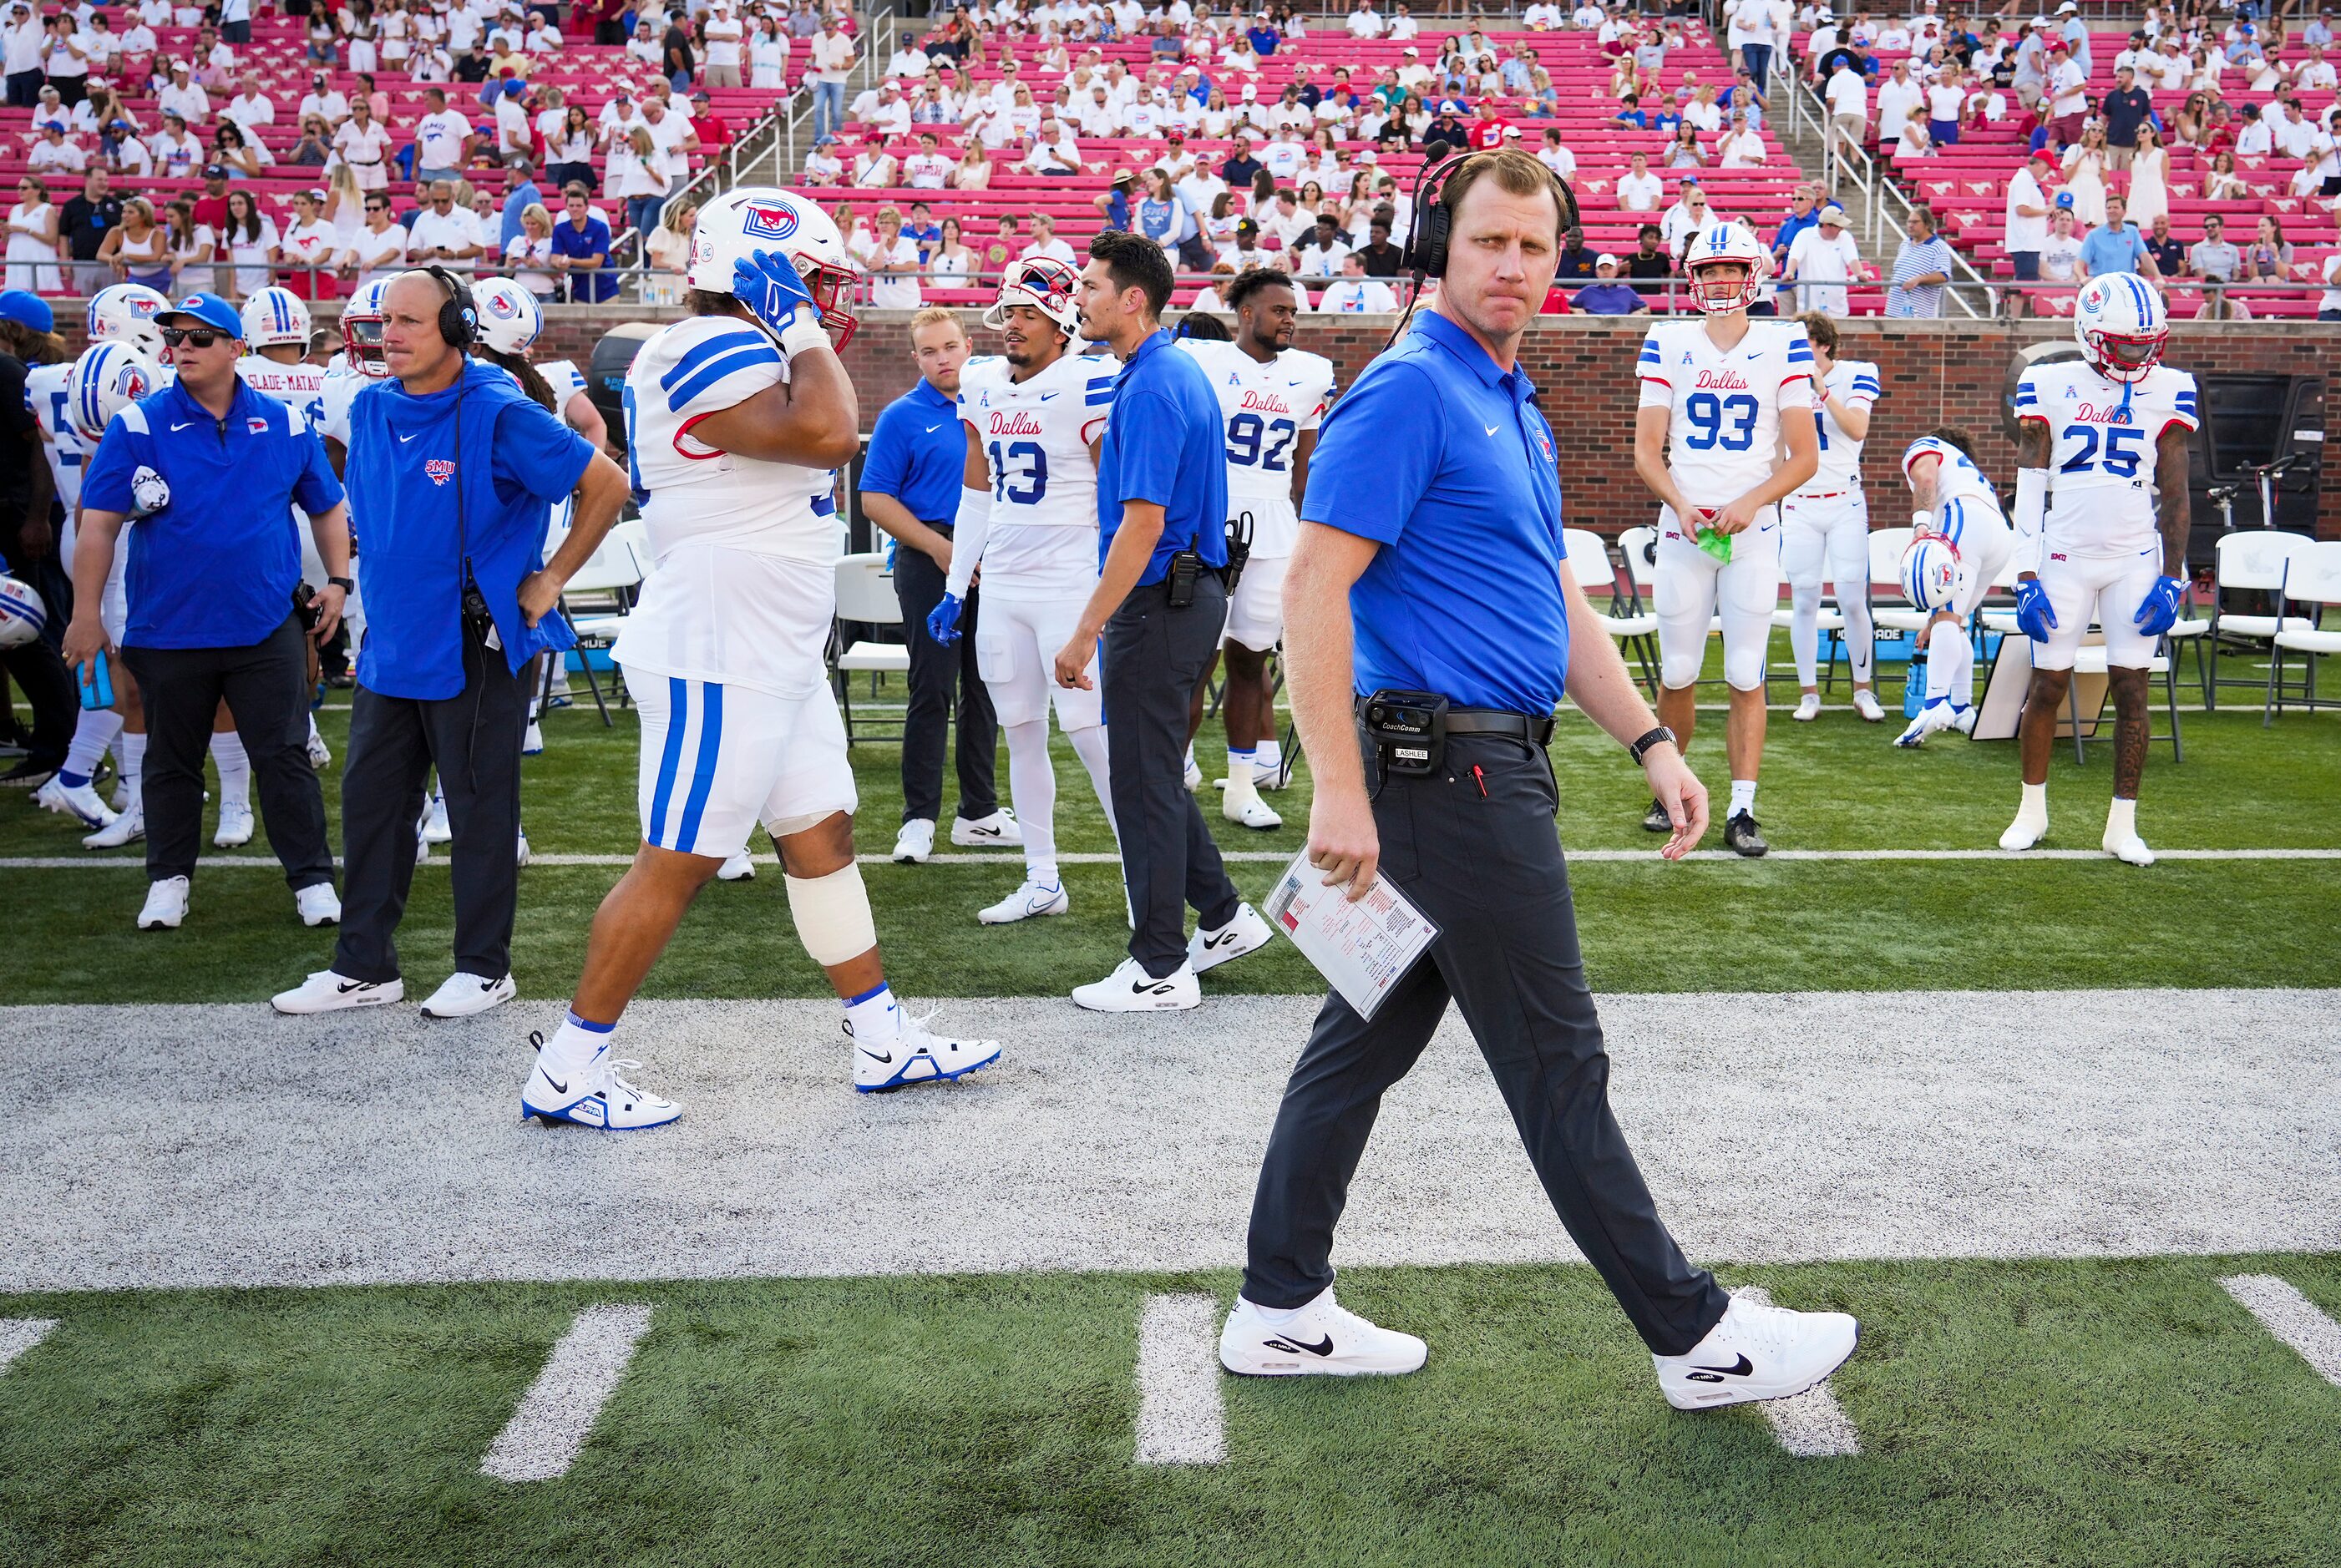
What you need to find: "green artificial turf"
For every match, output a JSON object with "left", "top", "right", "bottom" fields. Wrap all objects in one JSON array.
[{"left": 3, "top": 1255, "right": 2338, "bottom": 1568}]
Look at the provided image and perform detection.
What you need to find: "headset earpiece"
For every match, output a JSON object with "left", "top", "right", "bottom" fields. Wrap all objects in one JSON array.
[
  {"left": 423, "top": 264, "right": 476, "bottom": 347},
  {"left": 1404, "top": 152, "right": 1581, "bottom": 282}
]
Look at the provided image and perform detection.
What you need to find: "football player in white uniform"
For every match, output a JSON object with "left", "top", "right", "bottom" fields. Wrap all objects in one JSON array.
[
  {"left": 2002, "top": 274, "right": 2197, "bottom": 866},
  {"left": 27, "top": 336, "right": 114, "bottom": 832},
  {"left": 1175, "top": 265, "right": 1334, "bottom": 829},
  {"left": 1893, "top": 426, "right": 2017, "bottom": 746},
  {"left": 1781, "top": 312, "right": 1885, "bottom": 724},
  {"left": 925, "top": 256, "right": 1122, "bottom": 925},
  {"left": 1633, "top": 220, "right": 1820, "bottom": 857},
  {"left": 523, "top": 187, "right": 1001, "bottom": 1127}
]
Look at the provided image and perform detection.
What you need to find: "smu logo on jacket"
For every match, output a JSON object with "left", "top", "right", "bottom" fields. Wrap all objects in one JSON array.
[{"left": 425, "top": 458, "right": 457, "bottom": 486}]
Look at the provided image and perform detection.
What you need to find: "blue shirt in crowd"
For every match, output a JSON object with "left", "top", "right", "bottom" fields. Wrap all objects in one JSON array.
[
  {"left": 551, "top": 211, "right": 616, "bottom": 302},
  {"left": 863, "top": 377, "right": 967, "bottom": 524},
  {"left": 82, "top": 377, "right": 344, "bottom": 650},
  {"left": 2080, "top": 220, "right": 2152, "bottom": 277},
  {"left": 1097, "top": 326, "right": 1229, "bottom": 588},
  {"left": 1300, "top": 310, "right": 1570, "bottom": 715}
]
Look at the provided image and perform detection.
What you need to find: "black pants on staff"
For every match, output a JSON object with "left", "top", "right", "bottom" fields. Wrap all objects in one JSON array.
[
  {"left": 333, "top": 620, "right": 528, "bottom": 984},
  {"left": 121, "top": 613, "right": 334, "bottom": 890},
  {"left": 1241, "top": 729, "right": 1731, "bottom": 1358},
  {"left": 890, "top": 529, "right": 998, "bottom": 827},
  {"left": 1102, "top": 572, "right": 1243, "bottom": 978}
]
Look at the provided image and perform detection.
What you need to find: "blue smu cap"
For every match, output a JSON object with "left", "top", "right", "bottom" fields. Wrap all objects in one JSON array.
[
  {"left": 159, "top": 291, "right": 244, "bottom": 336},
  {"left": 0, "top": 289, "right": 53, "bottom": 332}
]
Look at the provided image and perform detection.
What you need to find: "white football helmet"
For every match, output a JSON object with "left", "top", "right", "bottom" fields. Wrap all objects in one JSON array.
[
  {"left": 65, "top": 341, "right": 164, "bottom": 442},
  {"left": 1682, "top": 220, "right": 1769, "bottom": 314},
  {"left": 684, "top": 185, "right": 859, "bottom": 348},
  {"left": 240, "top": 286, "right": 313, "bottom": 352},
  {"left": 982, "top": 255, "right": 1083, "bottom": 338},
  {"left": 0, "top": 577, "right": 44, "bottom": 650},
  {"left": 338, "top": 276, "right": 397, "bottom": 378},
  {"left": 1899, "top": 531, "right": 1959, "bottom": 614},
  {"left": 87, "top": 283, "right": 171, "bottom": 357},
  {"left": 2072, "top": 272, "right": 2168, "bottom": 384},
  {"left": 469, "top": 276, "right": 544, "bottom": 356}
]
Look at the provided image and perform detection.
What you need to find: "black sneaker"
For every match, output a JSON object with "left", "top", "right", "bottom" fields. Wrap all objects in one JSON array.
[
  {"left": 1641, "top": 797, "right": 1674, "bottom": 833},
  {"left": 1724, "top": 810, "right": 1769, "bottom": 857}
]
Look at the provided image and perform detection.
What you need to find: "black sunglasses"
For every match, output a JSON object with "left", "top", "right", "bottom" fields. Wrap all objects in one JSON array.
[{"left": 160, "top": 326, "right": 226, "bottom": 349}]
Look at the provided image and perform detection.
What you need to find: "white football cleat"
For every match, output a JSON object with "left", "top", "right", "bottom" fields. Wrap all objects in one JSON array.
[
  {"left": 420, "top": 971, "right": 517, "bottom": 1019},
  {"left": 1653, "top": 1289, "right": 1858, "bottom": 1411},
  {"left": 1949, "top": 703, "right": 1978, "bottom": 736},
  {"left": 1072, "top": 955, "right": 1201, "bottom": 1012},
  {"left": 212, "top": 801, "right": 256, "bottom": 848},
  {"left": 522, "top": 1034, "right": 682, "bottom": 1130},
  {"left": 2104, "top": 828, "right": 2156, "bottom": 867},
  {"left": 1223, "top": 791, "right": 1283, "bottom": 830},
  {"left": 1791, "top": 692, "right": 1822, "bottom": 722},
  {"left": 306, "top": 726, "right": 332, "bottom": 770},
  {"left": 2000, "top": 803, "right": 2048, "bottom": 852},
  {"left": 1219, "top": 1287, "right": 1427, "bottom": 1377},
  {"left": 950, "top": 809, "right": 1022, "bottom": 847},
  {"left": 977, "top": 873, "right": 1070, "bottom": 924},
  {"left": 84, "top": 804, "right": 144, "bottom": 849},
  {"left": 717, "top": 851, "right": 756, "bottom": 881},
  {"left": 1254, "top": 756, "right": 1289, "bottom": 789},
  {"left": 422, "top": 792, "right": 452, "bottom": 845},
  {"left": 295, "top": 883, "right": 341, "bottom": 927},
  {"left": 850, "top": 1007, "right": 1001, "bottom": 1093},
  {"left": 522, "top": 720, "right": 545, "bottom": 755},
  {"left": 892, "top": 818, "right": 935, "bottom": 863},
  {"left": 1188, "top": 901, "right": 1273, "bottom": 974},
  {"left": 109, "top": 779, "right": 132, "bottom": 811},
  {"left": 137, "top": 876, "right": 190, "bottom": 930},
  {"left": 271, "top": 969, "right": 404, "bottom": 1014},
  {"left": 1893, "top": 698, "right": 1957, "bottom": 749},
  {"left": 1852, "top": 688, "right": 1887, "bottom": 722},
  {"left": 1183, "top": 756, "right": 1203, "bottom": 792},
  {"left": 35, "top": 775, "right": 117, "bottom": 828}
]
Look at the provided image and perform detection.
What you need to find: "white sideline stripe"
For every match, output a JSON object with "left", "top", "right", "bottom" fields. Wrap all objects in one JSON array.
[
  {"left": 1732, "top": 1289, "right": 1860, "bottom": 1458},
  {"left": 0, "top": 1318, "right": 58, "bottom": 1373},
  {"left": 478, "top": 1303, "right": 655, "bottom": 1483},
  {"left": 2221, "top": 1275, "right": 2341, "bottom": 1391},
  {"left": 1135, "top": 1294, "right": 1226, "bottom": 1466}
]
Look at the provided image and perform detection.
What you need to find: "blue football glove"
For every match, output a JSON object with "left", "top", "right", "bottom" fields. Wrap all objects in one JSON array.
[
  {"left": 926, "top": 592, "right": 964, "bottom": 645},
  {"left": 2014, "top": 577, "right": 2059, "bottom": 644},
  {"left": 2133, "top": 574, "right": 2184, "bottom": 637},
  {"left": 733, "top": 247, "right": 821, "bottom": 340}
]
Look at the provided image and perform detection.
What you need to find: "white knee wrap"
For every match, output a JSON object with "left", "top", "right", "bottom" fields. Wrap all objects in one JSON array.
[
  {"left": 785, "top": 863, "right": 879, "bottom": 966},
  {"left": 1723, "top": 641, "right": 1768, "bottom": 692}
]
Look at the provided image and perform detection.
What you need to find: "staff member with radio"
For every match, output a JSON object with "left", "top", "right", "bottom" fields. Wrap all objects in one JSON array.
[
  {"left": 66, "top": 291, "right": 350, "bottom": 934},
  {"left": 271, "top": 267, "right": 631, "bottom": 1020},
  {"left": 1218, "top": 149, "right": 1861, "bottom": 1412}
]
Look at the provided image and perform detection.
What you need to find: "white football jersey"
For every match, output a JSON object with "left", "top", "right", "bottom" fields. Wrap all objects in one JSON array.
[
  {"left": 2015, "top": 360, "right": 2199, "bottom": 557},
  {"left": 615, "top": 315, "right": 841, "bottom": 698},
  {"left": 317, "top": 366, "right": 366, "bottom": 448},
  {"left": 1902, "top": 435, "right": 2010, "bottom": 555},
  {"left": 1636, "top": 319, "right": 1817, "bottom": 506},
  {"left": 1801, "top": 357, "right": 1880, "bottom": 493},
  {"left": 1176, "top": 336, "right": 1333, "bottom": 554},
  {"left": 237, "top": 357, "right": 331, "bottom": 430},
  {"left": 957, "top": 347, "right": 1116, "bottom": 597},
  {"left": 26, "top": 362, "right": 89, "bottom": 518},
  {"left": 538, "top": 357, "right": 590, "bottom": 425}
]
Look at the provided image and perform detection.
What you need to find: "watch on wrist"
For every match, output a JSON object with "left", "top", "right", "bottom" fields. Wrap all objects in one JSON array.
[
  {"left": 1628, "top": 725, "right": 1677, "bottom": 766},
  {"left": 327, "top": 575, "right": 356, "bottom": 594}
]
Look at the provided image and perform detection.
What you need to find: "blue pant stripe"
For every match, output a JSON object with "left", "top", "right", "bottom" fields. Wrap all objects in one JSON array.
[
  {"left": 646, "top": 675, "right": 689, "bottom": 848},
  {"left": 676, "top": 681, "right": 724, "bottom": 854}
]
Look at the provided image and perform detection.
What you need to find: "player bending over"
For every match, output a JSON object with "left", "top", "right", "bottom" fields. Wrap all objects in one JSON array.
[
  {"left": 925, "top": 257, "right": 1122, "bottom": 926},
  {"left": 522, "top": 188, "right": 1001, "bottom": 1130},
  {"left": 2001, "top": 275, "right": 2196, "bottom": 867},
  {"left": 1893, "top": 425, "right": 2016, "bottom": 746},
  {"left": 1633, "top": 220, "right": 1820, "bottom": 857},
  {"left": 1781, "top": 311, "right": 1884, "bottom": 724}
]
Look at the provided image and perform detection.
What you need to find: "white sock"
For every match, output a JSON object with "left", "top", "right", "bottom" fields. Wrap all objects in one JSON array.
[
  {"left": 2017, "top": 781, "right": 2048, "bottom": 822},
  {"left": 1255, "top": 737, "right": 1281, "bottom": 771},
  {"left": 1224, "top": 748, "right": 1260, "bottom": 812},
  {"left": 2105, "top": 796, "right": 2137, "bottom": 839},
  {"left": 541, "top": 1012, "right": 614, "bottom": 1079},
  {"left": 1842, "top": 593, "right": 1875, "bottom": 685},
  {"left": 210, "top": 731, "right": 251, "bottom": 812},
  {"left": 1183, "top": 741, "right": 1197, "bottom": 774},
  {"left": 63, "top": 708, "right": 124, "bottom": 785},
  {"left": 1004, "top": 718, "right": 1057, "bottom": 873},
  {"left": 1243, "top": 1296, "right": 1303, "bottom": 1325},
  {"left": 1729, "top": 778, "right": 1757, "bottom": 817},
  {"left": 1926, "top": 620, "right": 1967, "bottom": 703},
  {"left": 1225, "top": 745, "right": 1253, "bottom": 778},
  {"left": 843, "top": 982, "right": 900, "bottom": 1046},
  {"left": 1068, "top": 724, "right": 1117, "bottom": 839},
  {"left": 307, "top": 712, "right": 322, "bottom": 746},
  {"left": 121, "top": 732, "right": 146, "bottom": 808}
]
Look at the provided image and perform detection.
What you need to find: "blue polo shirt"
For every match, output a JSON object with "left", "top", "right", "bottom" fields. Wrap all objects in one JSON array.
[
  {"left": 862, "top": 377, "right": 965, "bottom": 524},
  {"left": 82, "top": 377, "right": 344, "bottom": 650},
  {"left": 2080, "top": 221, "right": 2151, "bottom": 277},
  {"left": 1097, "top": 326, "right": 1228, "bottom": 587},
  {"left": 551, "top": 212, "right": 616, "bottom": 303},
  {"left": 1300, "top": 310, "right": 1568, "bottom": 715}
]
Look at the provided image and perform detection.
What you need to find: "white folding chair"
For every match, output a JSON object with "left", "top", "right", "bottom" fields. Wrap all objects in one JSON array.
[
  {"left": 2262, "top": 539, "right": 2341, "bottom": 725},
  {"left": 832, "top": 552, "right": 912, "bottom": 744},
  {"left": 555, "top": 530, "right": 647, "bottom": 725},
  {"left": 1563, "top": 527, "right": 1659, "bottom": 696},
  {"left": 2209, "top": 529, "right": 2314, "bottom": 707}
]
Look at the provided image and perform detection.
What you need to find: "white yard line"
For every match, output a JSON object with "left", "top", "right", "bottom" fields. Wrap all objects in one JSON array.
[
  {"left": 2220, "top": 1276, "right": 2341, "bottom": 1391},
  {"left": 0, "top": 1318, "right": 58, "bottom": 1374},
  {"left": 1134, "top": 1294, "right": 1227, "bottom": 1466},
  {"left": 1731, "top": 1288, "right": 1860, "bottom": 1458},
  {"left": 478, "top": 1303, "right": 656, "bottom": 1483}
]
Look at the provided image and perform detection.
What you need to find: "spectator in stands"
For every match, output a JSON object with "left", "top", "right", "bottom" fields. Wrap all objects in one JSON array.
[
  {"left": 56, "top": 166, "right": 119, "bottom": 291},
  {"left": 2137, "top": 211, "right": 2183, "bottom": 278},
  {"left": 1219, "top": 132, "right": 1263, "bottom": 190},
  {"left": 499, "top": 159, "right": 543, "bottom": 252},
  {"left": 99, "top": 196, "right": 174, "bottom": 292},
  {"left": 1718, "top": 110, "right": 1767, "bottom": 166},
  {"left": 1618, "top": 149, "right": 1663, "bottom": 212},
  {"left": 849, "top": 129, "right": 900, "bottom": 189},
  {"left": 1026, "top": 115, "right": 1083, "bottom": 175},
  {"left": 3, "top": 4, "right": 43, "bottom": 112},
  {"left": 2079, "top": 192, "right": 2156, "bottom": 281},
  {"left": 1291, "top": 210, "right": 1347, "bottom": 276},
  {"left": 28, "top": 120, "right": 84, "bottom": 180},
  {"left": 1659, "top": 181, "right": 1710, "bottom": 260},
  {"left": 750, "top": 13, "right": 791, "bottom": 89},
  {"left": 411, "top": 86, "right": 473, "bottom": 185},
  {"left": 659, "top": 9, "right": 694, "bottom": 91},
  {"left": 2246, "top": 214, "right": 2293, "bottom": 281},
  {"left": 275, "top": 188, "right": 343, "bottom": 295},
  {"left": 290, "top": 114, "right": 335, "bottom": 167},
  {"left": 44, "top": 13, "right": 91, "bottom": 106},
  {"left": 1729, "top": 0, "right": 1778, "bottom": 95},
  {"left": 954, "top": 139, "right": 994, "bottom": 190},
  {"left": 212, "top": 120, "right": 272, "bottom": 180},
  {"left": 544, "top": 104, "right": 600, "bottom": 193},
  {"left": 1625, "top": 222, "right": 1669, "bottom": 291},
  {"left": 810, "top": 13, "right": 855, "bottom": 142},
  {"left": 1785, "top": 202, "right": 1862, "bottom": 315},
  {"left": 157, "top": 58, "right": 209, "bottom": 124},
  {"left": 1314, "top": 249, "right": 1393, "bottom": 311},
  {"left": 1023, "top": 211, "right": 1077, "bottom": 266},
  {"left": 548, "top": 184, "right": 612, "bottom": 302},
  {"left": 406, "top": 179, "right": 484, "bottom": 271},
  {"left": 610, "top": 124, "right": 666, "bottom": 235},
  {"left": 1885, "top": 204, "right": 1956, "bottom": 316},
  {"left": 626, "top": 18, "right": 660, "bottom": 68},
  {"left": 5, "top": 176, "right": 57, "bottom": 292},
  {"left": 2039, "top": 201, "right": 2082, "bottom": 283},
  {"left": 1999, "top": 148, "right": 2051, "bottom": 281},
  {"left": 2060, "top": 121, "right": 2109, "bottom": 226},
  {"left": 639, "top": 198, "right": 692, "bottom": 302},
  {"left": 928, "top": 215, "right": 975, "bottom": 282},
  {"left": 2041, "top": 38, "right": 2086, "bottom": 148},
  {"left": 2103, "top": 65, "right": 2152, "bottom": 168},
  {"left": 802, "top": 133, "right": 843, "bottom": 187},
  {"left": 1893, "top": 115, "right": 1933, "bottom": 159},
  {"left": 1573, "top": 252, "right": 1648, "bottom": 313}
]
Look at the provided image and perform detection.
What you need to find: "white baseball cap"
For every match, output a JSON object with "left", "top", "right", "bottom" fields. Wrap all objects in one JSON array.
[{"left": 1594, "top": 253, "right": 1619, "bottom": 269}]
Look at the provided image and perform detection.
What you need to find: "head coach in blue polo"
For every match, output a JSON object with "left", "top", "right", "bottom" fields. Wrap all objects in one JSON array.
[
  {"left": 1055, "top": 230, "right": 1276, "bottom": 1012},
  {"left": 1214, "top": 149, "right": 1861, "bottom": 1409}
]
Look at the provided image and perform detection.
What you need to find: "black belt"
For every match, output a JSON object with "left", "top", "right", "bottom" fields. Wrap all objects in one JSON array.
[{"left": 1353, "top": 696, "right": 1555, "bottom": 747}]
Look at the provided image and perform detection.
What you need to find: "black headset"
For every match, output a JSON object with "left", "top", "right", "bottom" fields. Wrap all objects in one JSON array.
[
  {"left": 419, "top": 262, "right": 478, "bottom": 347},
  {"left": 1401, "top": 150, "right": 1582, "bottom": 281}
]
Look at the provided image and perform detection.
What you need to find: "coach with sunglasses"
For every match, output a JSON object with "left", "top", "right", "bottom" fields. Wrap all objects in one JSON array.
[{"left": 66, "top": 292, "right": 351, "bottom": 935}]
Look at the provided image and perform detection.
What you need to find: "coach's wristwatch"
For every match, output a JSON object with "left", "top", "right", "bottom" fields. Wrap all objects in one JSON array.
[
  {"left": 327, "top": 576, "right": 356, "bottom": 595},
  {"left": 1627, "top": 726, "right": 1677, "bottom": 766}
]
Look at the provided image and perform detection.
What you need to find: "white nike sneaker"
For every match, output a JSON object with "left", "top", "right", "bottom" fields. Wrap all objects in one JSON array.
[
  {"left": 307, "top": 726, "right": 332, "bottom": 770},
  {"left": 35, "top": 775, "right": 117, "bottom": 828},
  {"left": 1219, "top": 1287, "right": 1427, "bottom": 1378},
  {"left": 137, "top": 875, "right": 190, "bottom": 931},
  {"left": 522, "top": 721, "right": 545, "bottom": 755},
  {"left": 522, "top": 1034, "right": 682, "bottom": 1130},
  {"left": 1852, "top": 688, "right": 1887, "bottom": 722},
  {"left": 271, "top": 969, "right": 404, "bottom": 1014},
  {"left": 1254, "top": 756, "right": 1289, "bottom": 790},
  {"left": 951, "top": 808, "right": 1023, "bottom": 847},
  {"left": 2104, "top": 827, "right": 2156, "bottom": 867},
  {"left": 1188, "top": 901, "right": 1273, "bottom": 975},
  {"left": 422, "top": 792, "right": 452, "bottom": 845},
  {"left": 1893, "top": 699, "right": 1956, "bottom": 749},
  {"left": 1791, "top": 692, "right": 1822, "bottom": 722},
  {"left": 84, "top": 804, "right": 144, "bottom": 849},
  {"left": 109, "top": 779, "right": 131, "bottom": 812},
  {"left": 295, "top": 883, "right": 341, "bottom": 927},
  {"left": 1072, "top": 955, "right": 1201, "bottom": 1012},
  {"left": 420, "top": 970, "right": 517, "bottom": 1019},
  {"left": 978, "top": 873, "right": 1070, "bottom": 924},
  {"left": 850, "top": 1007, "right": 1002, "bottom": 1093},
  {"left": 1223, "top": 791, "right": 1283, "bottom": 829},
  {"left": 515, "top": 830, "right": 531, "bottom": 867},
  {"left": 213, "top": 801, "right": 256, "bottom": 848},
  {"left": 1652, "top": 1290, "right": 1858, "bottom": 1411},
  {"left": 1949, "top": 703, "right": 1978, "bottom": 736},
  {"left": 892, "top": 818, "right": 935, "bottom": 863},
  {"left": 717, "top": 851, "right": 756, "bottom": 881}
]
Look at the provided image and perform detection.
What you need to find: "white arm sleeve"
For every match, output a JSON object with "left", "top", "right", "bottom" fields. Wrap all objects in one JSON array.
[
  {"left": 2013, "top": 464, "right": 2047, "bottom": 545},
  {"left": 944, "top": 483, "right": 991, "bottom": 599}
]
